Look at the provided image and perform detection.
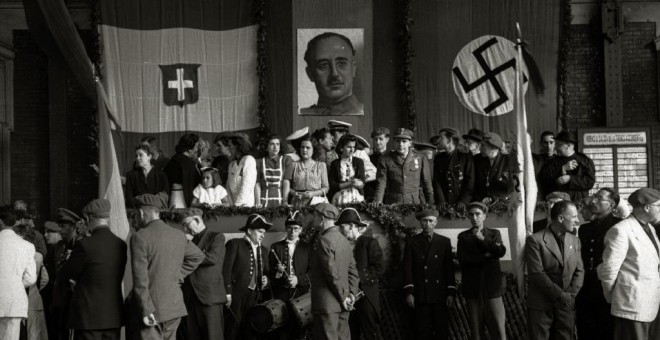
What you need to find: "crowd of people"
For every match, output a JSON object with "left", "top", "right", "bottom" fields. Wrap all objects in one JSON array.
[{"left": 3, "top": 121, "right": 660, "bottom": 340}]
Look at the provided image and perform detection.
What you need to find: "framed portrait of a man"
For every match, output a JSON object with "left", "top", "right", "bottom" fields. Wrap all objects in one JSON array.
[{"left": 297, "top": 29, "right": 366, "bottom": 116}]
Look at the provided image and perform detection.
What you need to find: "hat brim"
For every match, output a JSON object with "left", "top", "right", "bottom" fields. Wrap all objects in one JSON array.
[
  {"left": 393, "top": 135, "right": 412, "bottom": 140},
  {"left": 554, "top": 138, "right": 577, "bottom": 144},
  {"left": 462, "top": 135, "right": 482, "bottom": 142}
]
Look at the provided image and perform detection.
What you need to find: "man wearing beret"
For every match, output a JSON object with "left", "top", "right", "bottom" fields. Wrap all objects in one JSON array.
[
  {"left": 539, "top": 131, "right": 595, "bottom": 202},
  {"left": 576, "top": 188, "right": 621, "bottom": 340},
  {"left": 433, "top": 127, "right": 475, "bottom": 213},
  {"left": 526, "top": 200, "right": 584, "bottom": 340},
  {"left": 473, "top": 132, "right": 515, "bottom": 204},
  {"left": 457, "top": 202, "right": 507, "bottom": 340},
  {"left": 309, "top": 203, "right": 359, "bottom": 340},
  {"left": 58, "top": 199, "right": 127, "bottom": 340},
  {"left": 268, "top": 210, "right": 311, "bottom": 340},
  {"left": 373, "top": 128, "right": 434, "bottom": 205},
  {"left": 403, "top": 209, "right": 456, "bottom": 340},
  {"left": 336, "top": 208, "right": 384, "bottom": 340},
  {"left": 179, "top": 208, "right": 227, "bottom": 340},
  {"left": 223, "top": 214, "right": 271, "bottom": 340},
  {"left": 130, "top": 193, "right": 204, "bottom": 340},
  {"left": 598, "top": 188, "right": 660, "bottom": 340}
]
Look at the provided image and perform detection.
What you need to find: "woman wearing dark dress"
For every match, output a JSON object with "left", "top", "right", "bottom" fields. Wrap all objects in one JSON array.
[{"left": 125, "top": 144, "right": 169, "bottom": 208}]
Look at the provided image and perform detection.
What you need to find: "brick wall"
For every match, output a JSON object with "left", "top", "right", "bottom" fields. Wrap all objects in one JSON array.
[{"left": 11, "top": 30, "right": 50, "bottom": 219}]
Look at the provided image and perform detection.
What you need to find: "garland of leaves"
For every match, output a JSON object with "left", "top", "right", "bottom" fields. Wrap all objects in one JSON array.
[
  {"left": 400, "top": 0, "right": 417, "bottom": 132},
  {"left": 557, "top": 0, "right": 572, "bottom": 130},
  {"left": 254, "top": 0, "right": 270, "bottom": 141}
]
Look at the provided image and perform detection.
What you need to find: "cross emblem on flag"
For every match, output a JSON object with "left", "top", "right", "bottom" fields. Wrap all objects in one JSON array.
[{"left": 159, "top": 64, "right": 201, "bottom": 107}]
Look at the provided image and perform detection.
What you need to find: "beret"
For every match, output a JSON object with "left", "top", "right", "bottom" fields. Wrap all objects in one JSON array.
[
  {"left": 628, "top": 188, "right": 660, "bottom": 207},
  {"left": 135, "top": 193, "right": 168, "bottom": 209},
  {"left": 285, "top": 210, "right": 304, "bottom": 227},
  {"left": 393, "top": 128, "right": 414, "bottom": 140},
  {"left": 483, "top": 132, "right": 504, "bottom": 150},
  {"left": 239, "top": 214, "right": 273, "bottom": 232},
  {"left": 57, "top": 208, "right": 82, "bottom": 225},
  {"left": 371, "top": 127, "right": 390, "bottom": 138},
  {"left": 44, "top": 221, "right": 61, "bottom": 232},
  {"left": 545, "top": 191, "right": 571, "bottom": 202},
  {"left": 314, "top": 203, "right": 340, "bottom": 219},
  {"left": 336, "top": 208, "right": 368, "bottom": 227},
  {"left": 328, "top": 120, "right": 352, "bottom": 129},
  {"left": 467, "top": 202, "right": 488, "bottom": 213},
  {"left": 179, "top": 208, "right": 204, "bottom": 220},
  {"left": 82, "top": 199, "right": 111, "bottom": 218},
  {"left": 415, "top": 208, "right": 439, "bottom": 219}
]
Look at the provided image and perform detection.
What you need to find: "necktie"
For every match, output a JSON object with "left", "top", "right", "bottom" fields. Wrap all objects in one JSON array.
[{"left": 643, "top": 224, "right": 659, "bottom": 254}]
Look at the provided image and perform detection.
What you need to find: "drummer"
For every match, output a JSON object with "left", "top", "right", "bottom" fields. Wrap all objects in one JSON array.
[{"left": 268, "top": 210, "right": 311, "bottom": 340}]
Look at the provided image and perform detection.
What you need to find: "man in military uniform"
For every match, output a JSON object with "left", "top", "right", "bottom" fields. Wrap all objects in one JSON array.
[
  {"left": 403, "top": 209, "right": 456, "bottom": 340},
  {"left": 373, "top": 128, "right": 434, "bottom": 205},
  {"left": 576, "top": 188, "right": 621, "bottom": 340},
  {"left": 364, "top": 127, "right": 390, "bottom": 202},
  {"left": 539, "top": 131, "right": 595, "bottom": 202},
  {"left": 300, "top": 32, "right": 364, "bottom": 116},
  {"left": 473, "top": 132, "right": 514, "bottom": 203},
  {"left": 432, "top": 127, "right": 474, "bottom": 213}
]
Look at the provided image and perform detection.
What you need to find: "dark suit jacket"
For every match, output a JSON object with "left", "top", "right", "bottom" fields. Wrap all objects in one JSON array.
[
  {"left": 185, "top": 228, "right": 227, "bottom": 305},
  {"left": 130, "top": 219, "right": 204, "bottom": 322},
  {"left": 473, "top": 153, "right": 515, "bottom": 202},
  {"left": 374, "top": 150, "right": 434, "bottom": 205},
  {"left": 433, "top": 150, "right": 475, "bottom": 204},
  {"left": 457, "top": 227, "right": 506, "bottom": 299},
  {"left": 310, "top": 226, "right": 360, "bottom": 314},
  {"left": 525, "top": 228, "right": 584, "bottom": 310},
  {"left": 268, "top": 239, "right": 311, "bottom": 301},
  {"left": 403, "top": 233, "right": 456, "bottom": 304},
  {"left": 60, "top": 227, "right": 127, "bottom": 329},
  {"left": 328, "top": 157, "right": 366, "bottom": 200},
  {"left": 354, "top": 234, "right": 385, "bottom": 316},
  {"left": 577, "top": 214, "right": 621, "bottom": 303},
  {"left": 538, "top": 152, "right": 595, "bottom": 201},
  {"left": 164, "top": 153, "right": 202, "bottom": 206}
]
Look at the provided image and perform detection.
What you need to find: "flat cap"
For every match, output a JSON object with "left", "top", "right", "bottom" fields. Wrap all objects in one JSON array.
[
  {"left": 314, "top": 203, "right": 340, "bottom": 219},
  {"left": 239, "top": 214, "right": 273, "bottom": 232},
  {"left": 415, "top": 208, "right": 439, "bottom": 219},
  {"left": 545, "top": 191, "right": 571, "bottom": 202},
  {"left": 57, "top": 208, "right": 82, "bottom": 225},
  {"left": 336, "top": 208, "right": 368, "bottom": 227},
  {"left": 134, "top": 193, "right": 168, "bottom": 209},
  {"left": 285, "top": 210, "right": 304, "bottom": 227},
  {"left": 438, "top": 127, "right": 460, "bottom": 137},
  {"left": 286, "top": 127, "right": 310, "bottom": 141},
  {"left": 82, "top": 199, "right": 111, "bottom": 218},
  {"left": 628, "top": 188, "right": 660, "bottom": 207},
  {"left": 463, "top": 128, "right": 485, "bottom": 142},
  {"left": 371, "top": 127, "right": 390, "bottom": 138},
  {"left": 44, "top": 221, "right": 61, "bottom": 233},
  {"left": 179, "top": 208, "right": 204, "bottom": 220},
  {"left": 393, "top": 128, "right": 414, "bottom": 140},
  {"left": 467, "top": 201, "right": 489, "bottom": 213},
  {"left": 328, "top": 120, "right": 352, "bottom": 130},
  {"left": 555, "top": 131, "right": 578, "bottom": 144},
  {"left": 483, "top": 132, "right": 504, "bottom": 150},
  {"left": 413, "top": 142, "right": 437, "bottom": 152}
]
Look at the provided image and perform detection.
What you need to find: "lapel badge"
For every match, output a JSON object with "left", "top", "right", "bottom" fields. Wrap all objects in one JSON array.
[{"left": 414, "top": 158, "right": 419, "bottom": 169}]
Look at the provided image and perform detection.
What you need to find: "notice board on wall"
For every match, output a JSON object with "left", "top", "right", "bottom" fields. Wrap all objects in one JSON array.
[{"left": 579, "top": 128, "right": 652, "bottom": 199}]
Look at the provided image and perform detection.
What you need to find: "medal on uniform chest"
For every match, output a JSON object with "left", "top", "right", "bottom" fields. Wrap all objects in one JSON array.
[{"left": 414, "top": 158, "right": 419, "bottom": 170}]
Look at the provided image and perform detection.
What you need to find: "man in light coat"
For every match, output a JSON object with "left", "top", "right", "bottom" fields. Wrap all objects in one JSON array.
[
  {"left": 598, "top": 187, "right": 660, "bottom": 340},
  {"left": 0, "top": 207, "right": 37, "bottom": 340}
]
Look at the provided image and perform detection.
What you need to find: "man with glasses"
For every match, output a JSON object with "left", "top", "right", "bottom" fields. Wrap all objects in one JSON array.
[
  {"left": 598, "top": 188, "right": 660, "bottom": 340},
  {"left": 179, "top": 208, "right": 227, "bottom": 340},
  {"left": 576, "top": 188, "right": 621, "bottom": 340}
]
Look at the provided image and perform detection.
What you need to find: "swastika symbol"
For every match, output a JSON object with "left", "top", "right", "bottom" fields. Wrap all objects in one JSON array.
[{"left": 452, "top": 37, "right": 526, "bottom": 114}]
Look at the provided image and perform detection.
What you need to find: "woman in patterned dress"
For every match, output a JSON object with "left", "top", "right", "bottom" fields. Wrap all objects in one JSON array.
[
  {"left": 287, "top": 128, "right": 329, "bottom": 207},
  {"left": 328, "top": 134, "right": 366, "bottom": 206},
  {"left": 226, "top": 133, "right": 258, "bottom": 207},
  {"left": 255, "top": 134, "right": 293, "bottom": 207}
]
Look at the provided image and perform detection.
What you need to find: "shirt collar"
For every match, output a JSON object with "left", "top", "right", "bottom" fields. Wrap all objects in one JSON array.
[{"left": 244, "top": 235, "right": 260, "bottom": 248}]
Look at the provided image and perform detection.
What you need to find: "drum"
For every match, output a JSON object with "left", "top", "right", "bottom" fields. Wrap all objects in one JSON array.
[
  {"left": 249, "top": 299, "right": 289, "bottom": 334},
  {"left": 289, "top": 292, "right": 312, "bottom": 327}
]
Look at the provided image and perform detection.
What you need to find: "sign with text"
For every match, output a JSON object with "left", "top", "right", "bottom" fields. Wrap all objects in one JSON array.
[{"left": 580, "top": 129, "right": 651, "bottom": 199}]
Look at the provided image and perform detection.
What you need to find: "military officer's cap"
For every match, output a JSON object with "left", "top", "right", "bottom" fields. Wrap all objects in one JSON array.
[
  {"left": 81, "top": 199, "right": 111, "bottom": 218},
  {"left": 57, "top": 208, "right": 82, "bottom": 225},
  {"left": 483, "top": 132, "right": 504, "bottom": 150},
  {"left": 628, "top": 188, "right": 660, "bottom": 207},
  {"left": 393, "top": 128, "right": 414, "bottom": 140},
  {"left": 328, "top": 120, "right": 352, "bottom": 131},
  {"left": 371, "top": 127, "right": 390, "bottom": 138},
  {"left": 467, "top": 202, "right": 488, "bottom": 213}
]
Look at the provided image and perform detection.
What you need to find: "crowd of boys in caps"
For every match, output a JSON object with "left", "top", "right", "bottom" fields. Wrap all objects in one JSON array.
[{"left": 6, "top": 123, "right": 660, "bottom": 340}]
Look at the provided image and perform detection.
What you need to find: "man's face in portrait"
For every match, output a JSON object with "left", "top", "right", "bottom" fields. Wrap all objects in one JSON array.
[{"left": 306, "top": 36, "right": 357, "bottom": 104}]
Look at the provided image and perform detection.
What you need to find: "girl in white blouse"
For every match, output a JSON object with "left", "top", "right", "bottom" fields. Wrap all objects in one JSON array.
[
  {"left": 226, "top": 133, "right": 257, "bottom": 206},
  {"left": 191, "top": 167, "right": 228, "bottom": 207}
]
